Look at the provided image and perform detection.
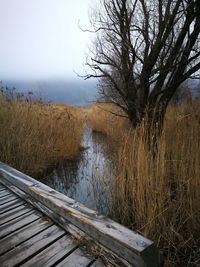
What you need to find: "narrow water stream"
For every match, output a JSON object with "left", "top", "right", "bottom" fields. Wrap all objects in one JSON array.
[{"left": 43, "top": 128, "right": 114, "bottom": 214}]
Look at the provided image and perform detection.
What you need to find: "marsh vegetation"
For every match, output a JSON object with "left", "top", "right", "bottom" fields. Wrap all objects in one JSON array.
[
  {"left": 0, "top": 89, "right": 84, "bottom": 177},
  {"left": 0, "top": 87, "right": 200, "bottom": 266},
  {"left": 87, "top": 102, "right": 200, "bottom": 267},
  {"left": 1, "top": 0, "right": 200, "bottom": 266}
]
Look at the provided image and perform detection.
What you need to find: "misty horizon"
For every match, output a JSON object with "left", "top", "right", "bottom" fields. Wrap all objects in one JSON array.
[
  {"left": 1, "top": 78, "right": 98, "bottom": 107},
  {"left": 0, "top": 0, "right": 93, "bottom": 80}
]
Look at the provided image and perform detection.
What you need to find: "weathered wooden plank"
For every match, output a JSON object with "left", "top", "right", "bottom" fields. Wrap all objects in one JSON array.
[
  {"left": 0, "top": 185, "right": 5, "bottom": 191},
  {"left": 90, "top": 258, "right": 105, "bottom": 267},
  {"left": 0, "top": 225, "right": 66, "bottom": 267},
  {"left": 0, "top": 199, "right": 25, "bottom": 215},
  {"left": 56, "top": 248, "right": 94, "bottom": 267},
  {"left": 0, "top": 186, "right": 133, "bottom": 267},
  {"left": 21, "top": 234, "right": 77, "bottom": 267},
  {"left": 0, "top": 205, "right": 34, "bottom": 226},
  {"left": 0, "top": 194, "right": 18, "bottom": 205},
  {"left": 0, "top": 210, "right": 42, "bottom": 239},
  {"left": 0, "top": 177, "right": 131, "bottom": 267},
  {"left": 0, "top": 190, "right": 12, "bottom": 198},
  {"left": 0, "top": 202, "right": 29, "bottom": 219},
  {"left": 0, "top": 217, "right": 53, "bottom": 255},
  {"left": 0, "top": 180, "right": 114, "bottom": 266},
  {"left": 0, "top": 189, "right": 5, "bottom": 193},
  {"left": 0, "top": 188, "right": 7, "bottom": 193},
  {"left": 0, "top": 161, "right": 161, "bottom": 267},
  {"left": 0, "top": 181, "right": 87, "bottom": 241}
]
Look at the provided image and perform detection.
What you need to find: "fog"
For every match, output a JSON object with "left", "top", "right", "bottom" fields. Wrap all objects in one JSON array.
[{"left": 0, "top": 0, "right": 92, "bottom": 80}]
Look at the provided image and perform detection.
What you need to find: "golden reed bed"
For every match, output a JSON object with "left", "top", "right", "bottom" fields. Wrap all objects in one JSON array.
[
  {"left": 87, "top": 102, "right": 200, "bottom": 267},
  {"left": 0, "top": 98, "right": 84, "bottom": 177}
]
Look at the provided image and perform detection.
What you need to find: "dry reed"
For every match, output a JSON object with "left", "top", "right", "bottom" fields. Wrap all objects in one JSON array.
[
  {"left": 0, "top": 93, "right": 84, "bottom": 177},
  {"left": 87, "top": 103, "right": 130, "bottom": 149},
  {"left": 87, "top": 102, "right": 200, "bottom": 266}
]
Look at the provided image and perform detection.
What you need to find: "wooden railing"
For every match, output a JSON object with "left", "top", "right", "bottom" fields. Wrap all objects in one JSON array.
[{"left": 0, "top": 161, "right": 162, "bottom": 267}]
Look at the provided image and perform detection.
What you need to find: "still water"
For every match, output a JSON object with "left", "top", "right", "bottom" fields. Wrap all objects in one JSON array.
[{"left": 42, "top": 128, "right": 114, "bottom": 214}]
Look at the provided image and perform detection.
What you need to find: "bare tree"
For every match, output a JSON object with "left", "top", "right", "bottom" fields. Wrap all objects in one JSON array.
[{"left": 85, "top": 0, "right": 200, "bottom": 131}]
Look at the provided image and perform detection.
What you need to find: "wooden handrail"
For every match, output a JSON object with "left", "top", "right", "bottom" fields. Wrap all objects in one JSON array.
[{"left": 0, "top": 161, "right": 161, "bottom": 267}]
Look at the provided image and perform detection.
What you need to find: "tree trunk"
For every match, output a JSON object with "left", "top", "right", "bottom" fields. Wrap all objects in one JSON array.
[{"left": 144, "top": 100, "right": 167, "bottom": 155}]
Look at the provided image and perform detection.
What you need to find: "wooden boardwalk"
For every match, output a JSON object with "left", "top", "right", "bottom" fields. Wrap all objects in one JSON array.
[
  {"left": 0, "top": 162, "right": 161, "bottom": 267},
  {"left": 0, "top": 183, "right": 103, "bottom": 267}
]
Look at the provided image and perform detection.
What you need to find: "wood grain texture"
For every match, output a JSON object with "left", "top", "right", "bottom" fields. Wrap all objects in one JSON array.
[
  {"left": 0, "top": 194, "right": 18, "bottom": 205},
  {"left": 0, "top": 162, "right": 161, "bottom": 267},
  {"left": 0, "top": 225, "right": 66, "bottom": 267},
  {"left": 0, "top": 199, "right": 25, "bottom": 215},
  {"left": 0, "top": 204, "right": 34, "bottom": 226},
  {"left": 56, "top": 248, "right": 93, "bottom": 267},
  {"left": 21, "top": 234, "right": 77, "bottom": 267},
  {"left": 0, "top": 181, "right": 87, "bottom": 238},
  {"left": 0, "top": 183, "right": 102, "bottom": 267},
  {"left": 0, "top": 202, "right": 29, "bottom": 218},
  {"left": 0, "top": 186, "right": 5, "bottom": 191},
  {"left": 0, "top": 210, "right": 42, "bottom": 238},
  {"left": 0, "top": 190, "right": 12, "bottom": 198},
  {"left": 0, "top": 217, "right": 53, "bottom": 255}
]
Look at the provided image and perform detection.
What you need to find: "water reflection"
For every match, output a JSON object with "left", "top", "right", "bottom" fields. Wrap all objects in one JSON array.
[{"left": 42, "top": 128, "right": 114, "bottom": 214}]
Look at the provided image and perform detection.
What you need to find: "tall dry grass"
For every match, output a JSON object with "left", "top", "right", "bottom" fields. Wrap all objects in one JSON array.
[
  {"left": 87, "top": 103, "right": 130, "bottom": 149},
  {"left": 0, "top": 92, "right": 84, "bottom": 177},
  {"left": 87, "top": 102, "right": 200, "bottom": 266}
]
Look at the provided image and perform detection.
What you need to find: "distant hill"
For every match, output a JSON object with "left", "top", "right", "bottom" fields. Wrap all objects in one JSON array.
[
  {"left": 2, "top": 78, "right": 199, "bottom": 106},
  {"left": 4, "top": 79, "right": 98, "bottom": 107}
]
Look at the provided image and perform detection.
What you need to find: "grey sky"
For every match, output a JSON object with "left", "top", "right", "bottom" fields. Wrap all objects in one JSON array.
[{"left": 0, "top": 0, "right": 92, "bottom": 80}]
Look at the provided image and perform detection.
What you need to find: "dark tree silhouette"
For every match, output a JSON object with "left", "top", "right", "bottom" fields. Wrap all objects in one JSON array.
[{"left": 85, "top": 0, "right": 200, "bottom": 131}]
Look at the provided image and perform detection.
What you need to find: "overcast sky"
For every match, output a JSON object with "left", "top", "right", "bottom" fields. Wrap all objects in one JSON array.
[{"left": 0, "top": 0, "right": 93, "bottom": 80}]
